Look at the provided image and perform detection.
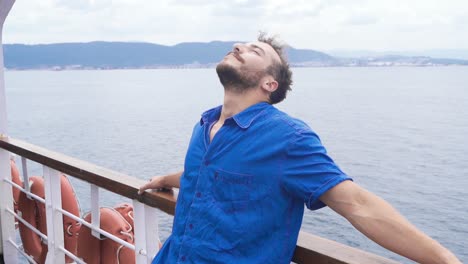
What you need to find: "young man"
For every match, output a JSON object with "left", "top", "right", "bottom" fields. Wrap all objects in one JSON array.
[{"left": 139, "top": 34, "right": 461, "bottom": 264}]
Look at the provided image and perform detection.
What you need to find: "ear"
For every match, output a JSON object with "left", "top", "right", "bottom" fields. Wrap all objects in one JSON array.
[{"left": 261, "top": 79, "right": 278, "bottom": 93}]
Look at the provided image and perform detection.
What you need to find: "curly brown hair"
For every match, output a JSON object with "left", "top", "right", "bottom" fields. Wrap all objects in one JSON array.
[{"left": 258, "top": 32, "right": 293, "bottom": 104}]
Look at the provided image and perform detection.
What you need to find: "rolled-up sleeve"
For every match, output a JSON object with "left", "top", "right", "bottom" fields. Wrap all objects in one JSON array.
[{"left": 282, "top": 129, "right": 352, "bottom": 210}]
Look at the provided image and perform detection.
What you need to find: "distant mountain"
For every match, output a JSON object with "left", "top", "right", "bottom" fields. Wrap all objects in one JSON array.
[
  {"left": 328, "top": 49, "right": 468, "bottom": 60},
  {"left": 336, "top": 55, "right": 468, "bottom": 67},
  {"left": 3, "top": 41, "right": 467, "bottom": 70},
  {"left": 3, "top": 41, "right": 335, "bottom": 70}
]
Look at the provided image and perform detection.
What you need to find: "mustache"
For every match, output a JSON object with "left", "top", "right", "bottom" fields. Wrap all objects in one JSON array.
[{"left": 226, "top": 51, "right": 245, "bottom": 63}]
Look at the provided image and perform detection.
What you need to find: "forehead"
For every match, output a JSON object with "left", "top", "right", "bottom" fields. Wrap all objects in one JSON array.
[{"left": 247, "top": 41, "right": 281, "bottom": 63}]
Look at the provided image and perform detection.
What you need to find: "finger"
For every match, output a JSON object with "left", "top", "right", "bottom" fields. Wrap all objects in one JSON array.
[{"left": 138, "top": 181, "right": 152, "bottom": 195}]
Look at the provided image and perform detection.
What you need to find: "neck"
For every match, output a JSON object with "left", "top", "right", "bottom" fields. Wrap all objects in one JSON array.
[{"left": 218, "top": 89, "right": 267, "bottom": 123}]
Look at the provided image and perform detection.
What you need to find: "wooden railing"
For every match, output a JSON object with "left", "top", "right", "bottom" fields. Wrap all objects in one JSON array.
[{"left": 0, "top": 137, "right": 399, "bottom": 264}]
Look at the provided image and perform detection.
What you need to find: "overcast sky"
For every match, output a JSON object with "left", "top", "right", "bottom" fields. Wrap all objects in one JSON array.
[{"left": 2, "top": 0, "right": 468, "bottom": 51}]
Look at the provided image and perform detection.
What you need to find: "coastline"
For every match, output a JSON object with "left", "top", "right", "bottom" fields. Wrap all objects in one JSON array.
[{"left": 4, "top": 63, "right": 468, "bottom": 71}]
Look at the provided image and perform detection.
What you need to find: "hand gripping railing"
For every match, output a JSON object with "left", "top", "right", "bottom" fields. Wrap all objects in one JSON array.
[{"left": 0, "top": 137, "right": 399, "bottom": 264}]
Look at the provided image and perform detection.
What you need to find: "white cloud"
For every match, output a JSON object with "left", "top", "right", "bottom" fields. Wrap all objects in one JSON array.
[
  {"left": 2, "top": 0, "right": 468, "bottom": 50},
  {"left": 54, "top": 0, "right": 112, "bottom": 11},
  {"left": 343, "top": 15, "right": 379, "bottom": 26}
]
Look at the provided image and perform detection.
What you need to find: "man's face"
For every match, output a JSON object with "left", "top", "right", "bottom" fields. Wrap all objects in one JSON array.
[{"left": 216, "top": 41, "right": 281, "bottom": 92}]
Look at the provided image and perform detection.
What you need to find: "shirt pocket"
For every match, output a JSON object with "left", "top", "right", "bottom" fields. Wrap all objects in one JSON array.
[{"left": 211, "top": 169, "right": 253, "bottom": 202}]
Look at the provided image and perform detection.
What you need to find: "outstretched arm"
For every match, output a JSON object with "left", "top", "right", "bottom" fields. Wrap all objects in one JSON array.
[
  {"left": 320, "top": 181, "right": 461, "bottom": 264},
  {"left": 138, "top": 171, "right": 183, "bottom": 194}
]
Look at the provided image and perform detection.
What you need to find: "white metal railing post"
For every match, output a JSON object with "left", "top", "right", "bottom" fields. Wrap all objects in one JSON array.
[
  {"left": 0, "top": 150, "right": 17, "bottom": 263},
  {"left": 133, "top": 200, "right": 159, "bottom": 264},
  {"left": 1, "top": 0, "right": 17, "bottom": 260},
  {"left": 43, "top": 166, "right": 66, "bottom": 264},
  {"left": 20, "top": 157, "right": 31, "bottom": 198},
  {"left": 90, "top": 184, "right": 101, "bottom": 238}
]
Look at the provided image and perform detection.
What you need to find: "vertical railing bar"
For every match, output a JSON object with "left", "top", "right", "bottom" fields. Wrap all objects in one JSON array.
[
  {"left": 90, "top": 184, "right": 100, "bottom": 239},
  {"left": 7, "top": 239, "right": 38, "bottom": 264},
  {"left": 145, "top": 203, "right": 159, "bottom": 262},
  {"left": 133, "top": 200, "right": 147, "bottom": 264},
  {"left": 20, "top": 156, "right": 31, "bottom": 198},
  {"left": 133, "top": 200, "right": 160, "bottom": 264},
  {"left": 43, "top": 166, "right": 65, "bottom": 264},
  {"left": 0, "top": 149, "right": 18, "bottom": 263}
]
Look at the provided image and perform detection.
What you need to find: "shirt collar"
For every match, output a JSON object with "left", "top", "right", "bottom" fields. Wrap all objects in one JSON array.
[
  {"left": 200, "top": 105, "right": 222, "bottom": 126},
  {"left": 200, "top": 102, "right": 271, "bottom": 129}
]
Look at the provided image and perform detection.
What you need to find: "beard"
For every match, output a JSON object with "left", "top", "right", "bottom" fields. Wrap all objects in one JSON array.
[{"left": 216, "top": 63, "right": 264, "bottom": 93}]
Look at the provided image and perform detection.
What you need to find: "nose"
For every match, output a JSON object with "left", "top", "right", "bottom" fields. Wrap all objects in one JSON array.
[{"left": 233, "top": 43, "right": 245, "bottom": 53}]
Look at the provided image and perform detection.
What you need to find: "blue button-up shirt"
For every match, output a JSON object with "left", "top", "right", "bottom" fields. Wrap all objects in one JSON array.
[{"left": 153, "top": 102, "right": 351, "bottom": 264}]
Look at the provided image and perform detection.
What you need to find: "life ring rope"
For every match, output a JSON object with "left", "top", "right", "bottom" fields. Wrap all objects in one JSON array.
[
  {"left": 116, "top": 245, "right": 125, "bottom": 264},
  {"left": 66, "top": 223, "right": 80, "bottom": 236}
]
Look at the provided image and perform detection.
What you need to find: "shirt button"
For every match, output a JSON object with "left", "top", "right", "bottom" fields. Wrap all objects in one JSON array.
[
  {"left": 181, "top": 256, "right": 186, "bottom": 261},
  {"left": 196, "top": 192, "right": 201, "bottom": 198},
  {"left": 214, "top": 171, "right": 219, "bottom": 179},
  {"left": 189, "top": 223, "right": 193, "bottom": 229},
  {"left": 204, "top": 160, "right": 209, "bottom": 166}
]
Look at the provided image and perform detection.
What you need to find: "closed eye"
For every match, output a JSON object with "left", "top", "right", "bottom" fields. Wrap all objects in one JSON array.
[{"left": 250, "top": 44, "right": 265, "bottom": 56}]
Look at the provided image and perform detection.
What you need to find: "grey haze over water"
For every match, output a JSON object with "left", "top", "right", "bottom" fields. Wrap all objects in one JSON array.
[{"left": 5, "top": 67, "right": 468, "bottom": 263}]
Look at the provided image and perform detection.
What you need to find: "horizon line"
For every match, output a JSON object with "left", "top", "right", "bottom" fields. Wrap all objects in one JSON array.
[{"left": 3, "top": 41, "right": 467, "bottom": 53}]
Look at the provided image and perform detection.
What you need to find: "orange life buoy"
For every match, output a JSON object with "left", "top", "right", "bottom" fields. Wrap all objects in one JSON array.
[
  {"left": 115, "top": 203, "right": 134, "bottom": 227},
  {"left": 17, "top": 174, "right": 81, "bottom": 264},
  {"left": 10, "top": 159, "right": 23, "bottom": 224},
  {"left": 61, "top": 175, "right": 81, "bottom": 263},
  {"left": 77, "top": 207, "right": 135, "bottom": 264},
  {"left": 115, "top": 203, "right": 162, "bottom": 249},
  {"left": 17, "top": 176, "right": 47, "bottom": 264}
]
